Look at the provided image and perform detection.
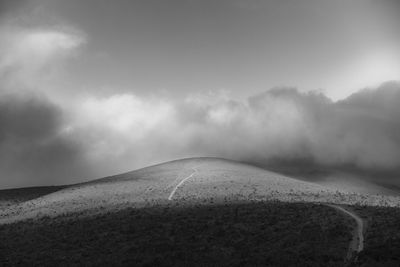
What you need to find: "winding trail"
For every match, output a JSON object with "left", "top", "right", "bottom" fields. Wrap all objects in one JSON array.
[
  {"left": 168, "top": 167, "right": 198, "bottom": 201},
  {"left": 326, "top": 204, "right": 365, "bottom": 260}
]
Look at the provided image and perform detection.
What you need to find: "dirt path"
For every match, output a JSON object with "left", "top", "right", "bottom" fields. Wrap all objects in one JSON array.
[
  {"left": 168, "top": 167, "right": 198, "bottom": 200},
  {"left": 326, "top": 204, "right": 364, "bottom": 260}
]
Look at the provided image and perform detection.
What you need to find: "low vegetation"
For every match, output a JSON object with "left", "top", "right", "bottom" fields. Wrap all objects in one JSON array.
[
  {"left": 352, "top": 206, "right": 400, "bottom": 266},
  {"left": 0, "top": 202, "right": 351, "bottom": 266},
  {"left": 0, "top": 186, "right": 65, "bottom": 208}
]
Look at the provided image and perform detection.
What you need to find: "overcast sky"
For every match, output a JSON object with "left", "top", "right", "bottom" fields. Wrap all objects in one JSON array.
[
  {"left": 4, "top": 0, "right": 400, "bottom": 99},
  {"left": 0, "top": 0, "right": 399, "bottom": 188}
]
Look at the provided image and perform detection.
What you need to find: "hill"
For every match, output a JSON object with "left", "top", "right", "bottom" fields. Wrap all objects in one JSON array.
[
  {"left": 1, "top": 157, "right": 399, "bottom": 224},
  {"left": 0, "top": 202, "right": 352, "bottom": 266}
]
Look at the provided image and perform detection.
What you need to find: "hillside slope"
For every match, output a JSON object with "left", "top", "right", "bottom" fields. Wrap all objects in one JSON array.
[{"left": 1, "top": 158, "right": 399, "bottom": 223}]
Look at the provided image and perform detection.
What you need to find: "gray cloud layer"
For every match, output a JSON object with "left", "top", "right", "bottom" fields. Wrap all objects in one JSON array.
[
  {"left": 176, "top": 82, "right": 400, "bottom": 171},
  {"left": 0, "top": 24, "right": 399, "bottom": 188},
  {"left": 66, "top": 81, "right": 400, "bottom": 183},
  {"left": 1, "top": 81, "right": 400, "bottom": 188},
  {"left": 0, "top": 91, "right": 91, "bottom": 188}
]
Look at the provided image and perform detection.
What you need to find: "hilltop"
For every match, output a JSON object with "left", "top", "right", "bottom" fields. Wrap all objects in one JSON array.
[{"left": 1, "top": 157, "right": 399, "bottom": 224}]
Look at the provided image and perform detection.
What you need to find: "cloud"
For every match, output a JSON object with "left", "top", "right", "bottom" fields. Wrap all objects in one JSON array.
[
  {"left": 0, "top": 24, "right": 90, "bottom": 188},
  {"left": 1, "top": 79, "right": 400, "bottom": 187},
  {"left": 59, "top": 82, "right": 400, "bottom": 181},
  {"left": 66, "top": 94, "right": 178, "bottom": 170},
  {"left": 0, "top": 91, "right": 92, "bottom": 188},
  {"left": 1, "top": 24, "right": 399, "bottom": 188},
  {"left": 0, "top": 25, "right": 85, "bottom": 90}
]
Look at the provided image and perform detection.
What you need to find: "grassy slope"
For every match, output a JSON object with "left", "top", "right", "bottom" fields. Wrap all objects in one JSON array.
[
  {"left": 0, "top": 202, "right": 351, "bottom": 267},
  {"left": 0, "top": 158, "right": 335, "bottom": 223},
  {"left": 3, "top": 158, "right": 400, "bottom": 225},
  {"left": 351, "top": 206, "right": 400, "bottom": 266},
  {"left": 0, "top": 186, "right": 66, "bottom": 207}
]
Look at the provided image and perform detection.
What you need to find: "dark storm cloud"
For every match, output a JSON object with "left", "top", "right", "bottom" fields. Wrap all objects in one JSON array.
[
  {"left": 0, "top": 91, "right": 92, "bottom": 188},
  {"left": 0, "top": 24, "right": 90, "bottom": 188}
]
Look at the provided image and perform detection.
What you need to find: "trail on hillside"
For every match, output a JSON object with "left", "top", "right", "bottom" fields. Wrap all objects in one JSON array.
[
  {"left": 326, "top": 204, "right": 364, "bottom": 261},
  {"left": 168, "top": 167, "right": 198, "bottom": 200}
]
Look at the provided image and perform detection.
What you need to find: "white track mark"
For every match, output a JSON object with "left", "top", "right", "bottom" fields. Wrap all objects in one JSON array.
[
  {"left": 167, "top": 174, "right": 184, "bottom": 189},
  {"left": 168, "top": 167, "right": 198, "bottom": 201},
  {"left": 326, "top": 204, "right": 364, "bottom": 259}
]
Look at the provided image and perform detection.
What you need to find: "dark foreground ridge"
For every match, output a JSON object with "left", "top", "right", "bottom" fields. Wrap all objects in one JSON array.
[
  {"left": 326, "top": 204, "right": 365, "bottom": 263},
  {"left": 1, "top": 200, "right": 400, "bottom": 266},
  {"left": 1, "top": 202, "right": 351, "bottom": 266}
]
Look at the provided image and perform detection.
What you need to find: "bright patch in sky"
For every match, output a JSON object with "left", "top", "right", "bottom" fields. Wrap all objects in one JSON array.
[
  {"left": 328, "top": 49, "right": 400, "bottom": 100},
  {"left": 357, "top": 50, "right": 400, "bottom": 87}
]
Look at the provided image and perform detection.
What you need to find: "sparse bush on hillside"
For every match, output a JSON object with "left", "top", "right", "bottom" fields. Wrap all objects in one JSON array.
[
  {"left": 353, "top": 206, "right": 400, "bottom": 266},
  {"left": 0, "top": 202, "right": 351, "bottom": 266}
]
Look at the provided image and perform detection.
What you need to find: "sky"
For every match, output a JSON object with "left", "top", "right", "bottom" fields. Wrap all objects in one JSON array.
[{"left": 0, "top": 0, "right": 399, "bottom": 188}]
